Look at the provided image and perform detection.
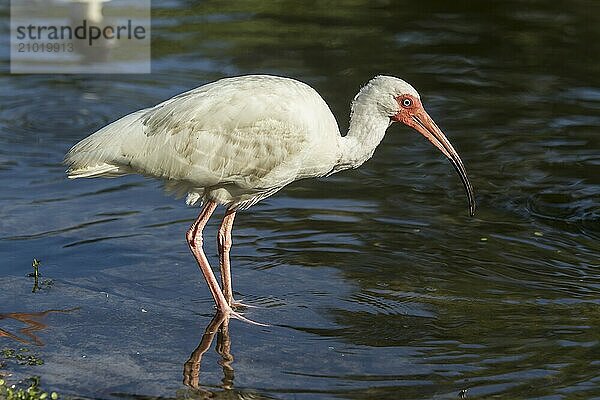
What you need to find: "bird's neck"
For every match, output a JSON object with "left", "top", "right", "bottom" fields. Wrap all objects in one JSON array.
[{"left": 336, "top": 101, "right": 390, "bottom": 172}]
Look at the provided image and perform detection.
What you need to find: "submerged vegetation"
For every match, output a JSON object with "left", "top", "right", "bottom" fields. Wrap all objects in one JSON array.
[
  {"left": 0, "top": 265, "right": 64, "bottom": 400},
  {"left": 0, "top": 349, "right": 58, "bottom": 400},
  {"left": 1, "top": 349, "right": 43, "bottom": 367},
  {"left": 28, "top": 259, "right": 40, "bottom": 294},
  {"left": 27, "top": 259, "right": 53, "bottom": 293},
  {"left": 0, "top": 376, "right": 58, "bottom": 400}
]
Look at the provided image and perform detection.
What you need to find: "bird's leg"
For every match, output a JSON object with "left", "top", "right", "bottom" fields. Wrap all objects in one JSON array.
[
  {"left": 217, "top": 209, "right": 236, "bottom": 306},
  {"left": 188, "top": 204, "right": 264, "bottom": 325},
  {"left": 217, "top": 210, "right": 256, "bottom": 310},
  {"left": 187, "top": 201, "right": 230, "bottom": 313}
]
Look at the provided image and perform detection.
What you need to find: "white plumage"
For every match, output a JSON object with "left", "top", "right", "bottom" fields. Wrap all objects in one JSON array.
[
  {"left": 66, "top": 75, "right": 345, "bottom": 209},
  {"left": 65, "top": 74, "right": 474, "bottom": 321}
]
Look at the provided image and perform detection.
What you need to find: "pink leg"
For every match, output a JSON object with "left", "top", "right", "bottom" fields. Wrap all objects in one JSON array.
[
  {"left": 186, "top": 201, "right": 230, "bottom": 313},
  {"left": 217, "top": 210, "right": 256, "bottom": 309},
  {"left": 188, "top": 203, "right": 265, "bottom": 325},
  {"left": 217, "top": 209, "right": 236, "bottom": 306}
]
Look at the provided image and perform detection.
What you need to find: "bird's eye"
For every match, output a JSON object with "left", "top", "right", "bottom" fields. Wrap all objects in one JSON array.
[{"left": 401, "top": 98, "right": 412, "bottom": 108}]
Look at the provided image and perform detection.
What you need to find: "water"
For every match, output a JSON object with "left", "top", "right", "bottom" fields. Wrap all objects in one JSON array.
[{"left": 1, "top": 1, "right": 599, "bottom": 398}]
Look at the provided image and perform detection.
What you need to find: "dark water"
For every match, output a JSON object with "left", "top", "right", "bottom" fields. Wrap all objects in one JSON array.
[{"left": 1, "top": 1, "right": 599, "bottom": 399}]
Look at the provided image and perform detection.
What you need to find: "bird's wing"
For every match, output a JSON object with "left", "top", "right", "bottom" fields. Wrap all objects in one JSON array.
[
  {"left": 140, "top": 82, "right": 313, "bottom": 190},
  {"left": 67, "top": 77, "right": 317, "bottom": 192}
]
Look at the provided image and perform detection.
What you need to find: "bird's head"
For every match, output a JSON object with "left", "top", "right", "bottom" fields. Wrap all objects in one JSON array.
[{"left": 363, "top": 75, "right": 476, "bottom": 216}]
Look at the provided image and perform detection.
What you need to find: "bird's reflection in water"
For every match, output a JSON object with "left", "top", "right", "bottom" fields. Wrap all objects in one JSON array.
[
  {"left": 182, "top": 313, "right": 277, "bottom": 399},
  {"left": 0, "top": 308, "right": 79, "bottom": 346},
  {"left": 183, "top": 312, "right": 234, "bottom": 394}
]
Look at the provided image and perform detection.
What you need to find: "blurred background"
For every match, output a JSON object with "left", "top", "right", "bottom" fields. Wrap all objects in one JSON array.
[{"left": 0, "top": 1, "right": 599, "bottom": 399}]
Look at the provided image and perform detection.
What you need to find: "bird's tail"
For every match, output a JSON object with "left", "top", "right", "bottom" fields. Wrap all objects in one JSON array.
[
  {"left": 64, "top": 110, "right": 146, "bottom": 179},
  {"left": 65, "top": 163, "right": 124, "bottom": 179}
]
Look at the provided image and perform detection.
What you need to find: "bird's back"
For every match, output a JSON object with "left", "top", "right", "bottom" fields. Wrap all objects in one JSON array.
[{"left": 65, "top": 75, "right": 341, "bottom": 209}]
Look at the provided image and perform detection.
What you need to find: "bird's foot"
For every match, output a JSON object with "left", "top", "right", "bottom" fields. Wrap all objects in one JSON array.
[
  {"left": 229, "top": 298, "right": 259, "bottom": 310},
  {"left": 230, "top": 310, "right": 269, "bottom": 326},
  {"left": 218, "top": 304, "right": 268, "bottom": 326}
]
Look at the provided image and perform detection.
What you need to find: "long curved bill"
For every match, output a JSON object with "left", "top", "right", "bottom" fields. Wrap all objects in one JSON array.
[{"left": 411, "top": 111, "right": 476, "bottom": 217}]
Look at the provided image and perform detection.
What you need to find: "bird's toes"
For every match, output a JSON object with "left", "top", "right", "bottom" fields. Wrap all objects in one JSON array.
[
  {"left": 231, "top": 299, "right": 259, "bottom": 310},
  {"left": 229, "top": 310, "right": 269, "bottom": 327}
]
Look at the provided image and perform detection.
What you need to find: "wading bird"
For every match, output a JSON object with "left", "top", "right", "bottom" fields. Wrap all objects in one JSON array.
[{"left": 65, "top": 75, "right": 475, "bottom": 322}]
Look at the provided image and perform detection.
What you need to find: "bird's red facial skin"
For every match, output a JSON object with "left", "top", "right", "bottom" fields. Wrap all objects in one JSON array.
[
  {"left": 391, "top": 94, "right": 443, "bottom": 150},
  {"left": 391, "top": 94, "right": 422, "bottom": 126},
  {"left": 391, "top": 93, "right": 451, "bottom": 158}
]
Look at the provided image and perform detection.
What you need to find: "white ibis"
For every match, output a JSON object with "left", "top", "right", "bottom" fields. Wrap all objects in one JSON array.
[{"left": 65, "top": 75, "right": 475, "bottom": 321}]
